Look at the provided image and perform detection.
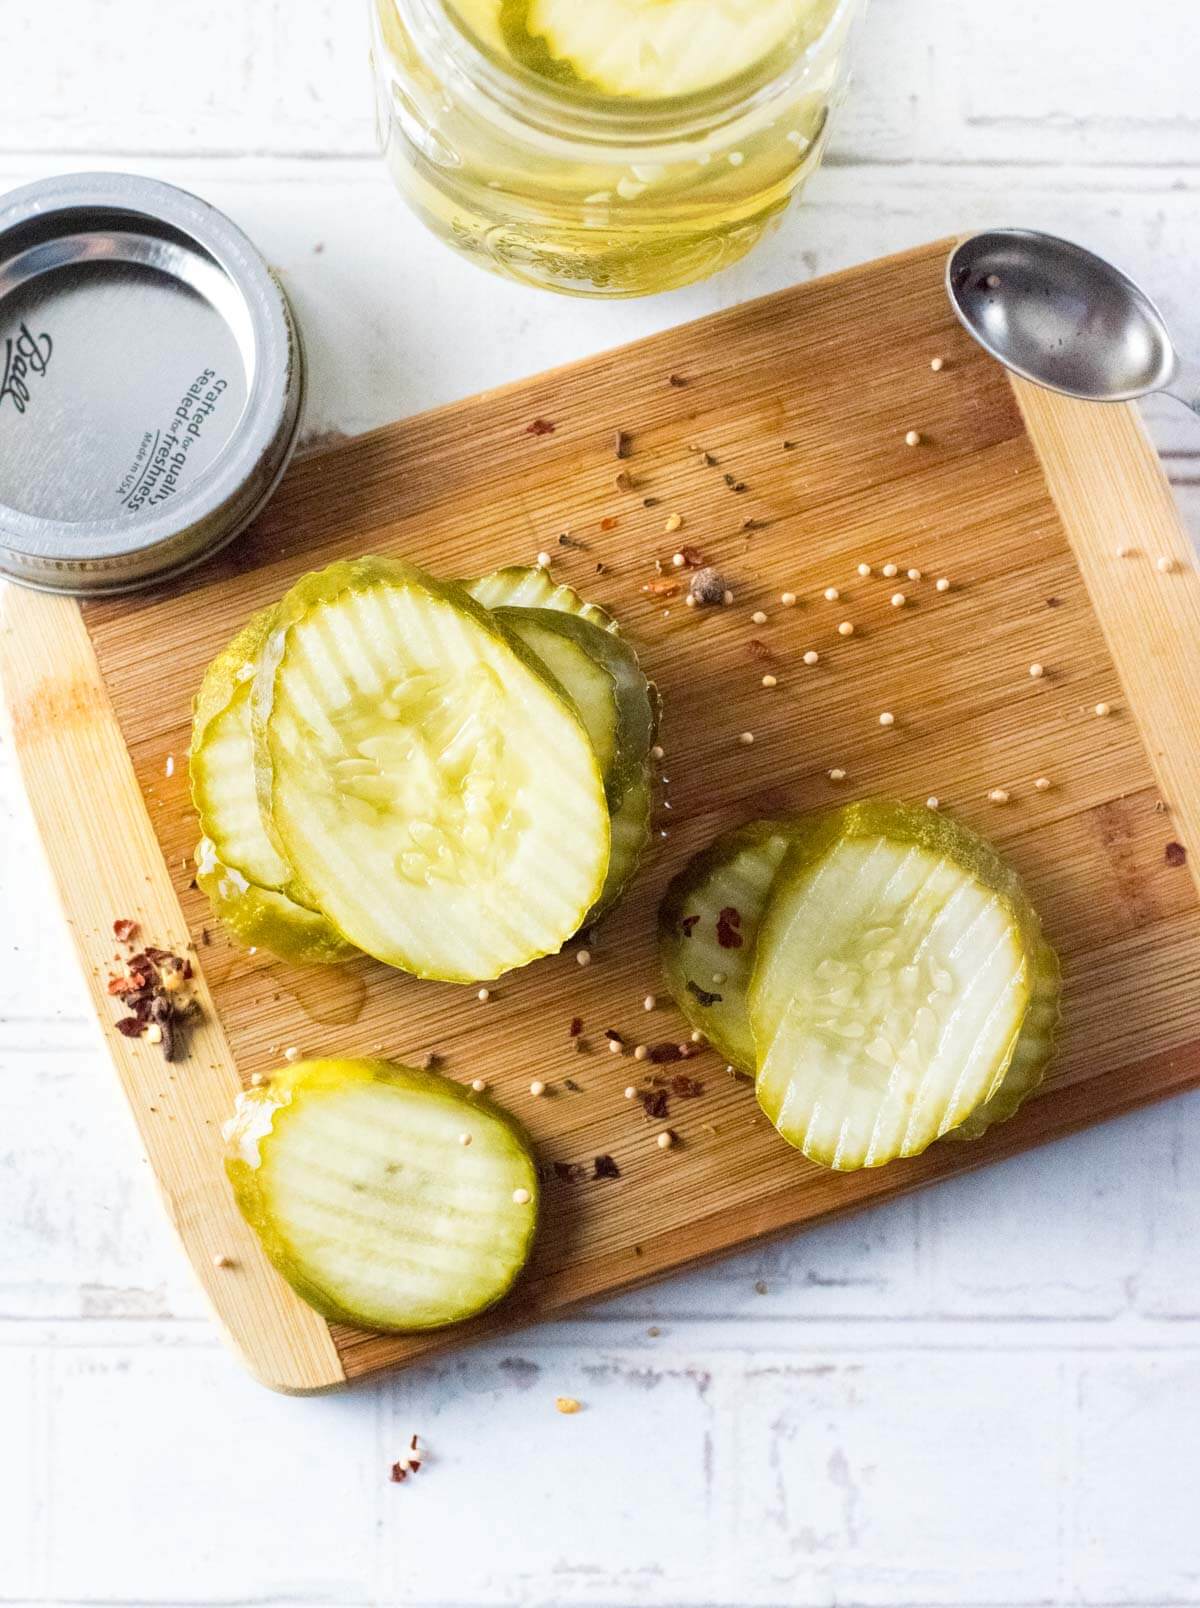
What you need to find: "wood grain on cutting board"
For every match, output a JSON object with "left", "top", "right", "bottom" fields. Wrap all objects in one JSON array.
[{"left": 4, "top": 238, "right": 1200, "bottom": 1391}]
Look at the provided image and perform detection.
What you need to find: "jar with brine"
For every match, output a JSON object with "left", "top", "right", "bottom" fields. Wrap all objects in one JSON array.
[{"left": 370, "top": 0, "right": 865, "bottom": 298}]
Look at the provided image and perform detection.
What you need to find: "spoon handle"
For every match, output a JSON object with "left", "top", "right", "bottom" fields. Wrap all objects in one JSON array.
[{"left": 1165, "top": 360, "right": 1200, "bottom": 418}]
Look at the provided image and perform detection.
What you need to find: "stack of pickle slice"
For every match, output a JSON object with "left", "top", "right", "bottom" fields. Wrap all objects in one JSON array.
[
  {"left": 191, "top": 557, "right": 656, "bottom": 981},
  {"left": 660, "top": 801, "right": 1061, "bottom": 1170}
]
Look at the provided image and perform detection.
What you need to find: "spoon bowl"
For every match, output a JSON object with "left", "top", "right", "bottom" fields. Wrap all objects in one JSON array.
[{"left": 947, "top": 230, "right": 1180, "bottom": 404}]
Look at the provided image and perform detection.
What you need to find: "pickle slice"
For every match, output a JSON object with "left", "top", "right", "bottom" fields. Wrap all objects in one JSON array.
[
  {"left": 751, "top": 802, "right": 1048, "bottom": 1170},
  {"left": 496, "top": 608, "right": 621, "bottom": 796},
  {"left": 658, "top": 820, "right": 796, "bottom": 1071},
  {"left": 465, "top": 565, "right": 618, "bottom": 634},
  {"left": 590, "top": 768, "right": 651, "bottom": 921},
  {"left": 253, "top": 558, "right": 610, "bottom": 982},
  {"left": 495, "top": 605, "right": 655, "bottom": 813},
  {"left": 194, "top": 839, "right": 356, "bottom": 967},
  {"left": 191, "top": 607, "right": 303, "bottom": 900},
  {"left": 191, "top": 609, "right": 353, "bottom": 960},
  {"left": 225, "top": 1058, "right": 539, "bottom": 1332},
  {"left": 512, "top": 0, "right": 828, "bottom": 99}
]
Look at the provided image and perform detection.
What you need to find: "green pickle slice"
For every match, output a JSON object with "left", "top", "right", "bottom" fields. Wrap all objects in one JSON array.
[
  {"left": 225, "top": 1058, "right": 539, "bottom": 1332},
  {"left": 191, "top": 610, "right": 352, "bottom": 961},
  {"left": 252, "top": 557, "right": 611, "bottom": 982},
  {"left": 494, "top": 605, "right": 654, "bottom": 812},
  {"left": 591, "top": 769, "right": 652, "bottom": 922},
  {"left": 658, "top": 820, "right": 796, "bottom": 1071},
  {"left": 465, "top": 565, "right": 618, "bottom": 634},
  {"left": 191, "top": 607, "right": 306, "bottom": 900},
  {"left": 750, "top": 801, "right": 1055, "bottom": 1170},
  {"left": 456, "top": 0, "right": 832, "bottom": 100},
  {"left": 194, "top": 839, "right": 356, "bottom": 967}
]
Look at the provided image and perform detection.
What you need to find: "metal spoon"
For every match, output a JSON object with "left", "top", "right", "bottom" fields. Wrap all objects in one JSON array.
[{"left": 946, "top": 229, "right": 1197, "bottom": 416}]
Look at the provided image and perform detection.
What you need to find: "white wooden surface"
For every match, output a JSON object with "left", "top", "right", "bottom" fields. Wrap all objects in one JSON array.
[{"left": 2, "top": 2, "right": 1199, "bottom": 1603}]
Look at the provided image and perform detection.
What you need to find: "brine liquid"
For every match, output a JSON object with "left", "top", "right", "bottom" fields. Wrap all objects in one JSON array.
[{"left": 373, "top": 0, "right": 856, "bottom": 296}]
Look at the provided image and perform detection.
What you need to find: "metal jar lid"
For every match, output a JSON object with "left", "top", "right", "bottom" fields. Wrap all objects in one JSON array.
[{"left": 0, "top": 172, "right": 305, "bottom": 594}]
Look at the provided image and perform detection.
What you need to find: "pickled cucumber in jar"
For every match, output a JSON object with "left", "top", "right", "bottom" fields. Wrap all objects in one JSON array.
[{"left": 371, "top": 0, "right": 862, "bottom": 296}]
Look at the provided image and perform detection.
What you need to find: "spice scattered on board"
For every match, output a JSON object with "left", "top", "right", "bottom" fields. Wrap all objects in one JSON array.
[
  {"left": 107, "top": 920, "right": 197, "bottom": 1062},
  {"left": 1166, "top": 841, "right": 1188, "bottom": 868},
  {"left": 526, "top": 418, "right": 555, "bottom": 436}
]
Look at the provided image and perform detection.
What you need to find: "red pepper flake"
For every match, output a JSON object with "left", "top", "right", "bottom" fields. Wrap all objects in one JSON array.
[
  {"left": 593, "top": 1154, "right": 621, "bottom": 1180},
  {"left": 641, "top": 1088, "right": 671, "bottom": 1119},
  {"left": 569, "top": 1016, "right": 584, "bottom": 1038},
  {"left": 551, "top": 1159, "right": 587, "bottom": 1183},
  {"left": 1166, "top": 841, "right": 1188, "bottom": 867},
  {"left": 716, "top": 906, "right": 744, "bottom": 949},
  {"left": 647, "top": 1043, "right": 686, "bottom": 1065},
  {"left": 679, "top": 914, "right": 700, "bottom": 938},
  {"left": 105, "top": 933, "right": 198, "bottom": 1062},
  {"left": 668, "top": 374, "right": 688, "bottom": 388},
  {"left": 678, "top": 544, "right": 704, "bottom": 568},
  {"left": 670, "top": 1074, "right": 705, "bottom": 1099},
  {"left": 600, "top": 516, "right": 618, "bottom": 532},
  {"left": 605, "top": 1028, "right": 625, "bottom": 1046},
  {"left": 526, "top": 418, "right": 556, "bottom": 436},
  {"left": 389, "top": 1463, "right": 408, "bottom": 1483},
  {"left": 642, "top": 579, "right": 678, "bottom": 597},
  {"left": 746, "top": 638, "right": 773, "bottom": 661},
  {"left": 112, "top": 918, "right": 139, "bottom": 943},
  {"left": 614, "top": 430, "right": 632, "bottom": 460}
]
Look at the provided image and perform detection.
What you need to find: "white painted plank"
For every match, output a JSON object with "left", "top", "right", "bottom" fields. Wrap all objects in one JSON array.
[
  {"left": 1074, "top": 1353, "right": 1200, "bottom": 1603},
  {"left": 0, "top": 1350, "right": 42, "bottom": 1600},
  {"left": 728, "top": 1349, "right": 1064, "bottom": 1605},
  {"left": 3, "top": 0, "right": 1199, "bottom": 171},
  {"left": 923, "top": 1118, "right": 1151, "bottom": 1319},
  {"left": 381, "top": 1348, "right": 718, "bottom": 1604},
  {"left": 45, "top": 1346, "right": 382, "bottom": 1603}
]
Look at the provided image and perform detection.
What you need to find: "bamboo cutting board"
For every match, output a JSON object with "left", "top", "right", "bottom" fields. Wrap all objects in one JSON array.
[{"left": 5, "top": 238, "right": 1200, "bottom": 1393}]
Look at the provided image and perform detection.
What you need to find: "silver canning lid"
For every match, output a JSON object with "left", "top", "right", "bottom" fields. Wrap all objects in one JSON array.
[{"left": 0, "top": 172, "right": 304, "bottom": 595}]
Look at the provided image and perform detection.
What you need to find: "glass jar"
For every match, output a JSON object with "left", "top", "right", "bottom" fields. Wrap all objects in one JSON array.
[{"left": 369, "top": 0, "right": 865, "bottom": 298}]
